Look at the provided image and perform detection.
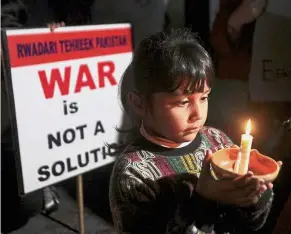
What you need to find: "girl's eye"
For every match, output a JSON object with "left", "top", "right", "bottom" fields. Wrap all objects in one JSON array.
[
  {"left": 201, "top": 96, "right": 209, "bottom": 102},
  {"left": 178, "top": 100, "right": 189, "bottom": 107}
]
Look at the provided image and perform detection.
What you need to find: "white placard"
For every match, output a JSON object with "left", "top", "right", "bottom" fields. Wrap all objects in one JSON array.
[
  {"left": 249, "top": 1, "right": 291, "bottom": 102},
  {"left": 3, "top": 24, "right": 133, "bottom": 194}
]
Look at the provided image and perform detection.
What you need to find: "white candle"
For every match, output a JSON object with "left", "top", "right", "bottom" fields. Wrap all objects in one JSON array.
[
  {"left": 237, "top": 119, "right": 253, "bottom": 175},
  {"left": 234, "top": 151, "right": 241, "bottom": 173}
]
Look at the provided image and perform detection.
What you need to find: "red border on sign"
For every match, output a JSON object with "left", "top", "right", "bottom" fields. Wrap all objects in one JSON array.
[{"left": 7, "top": 28, "right": 132, "bottom": 68}]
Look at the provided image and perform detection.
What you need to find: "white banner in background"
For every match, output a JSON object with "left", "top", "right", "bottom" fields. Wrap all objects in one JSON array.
[{"left": 249, "top": 0, "right": 291, "bottom": 102}]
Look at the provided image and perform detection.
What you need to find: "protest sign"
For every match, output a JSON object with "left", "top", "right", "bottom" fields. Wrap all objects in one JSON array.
[
  {"left": 2, "top": 24, "right": 133, "bottom": 194},
  {"left": 249, "top": 0, "right": 291, "bottom": 102}
]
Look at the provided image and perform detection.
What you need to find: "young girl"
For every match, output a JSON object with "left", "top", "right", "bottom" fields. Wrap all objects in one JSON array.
[{"left": 109, "top": 29, "right": 277, "bottom": 234}]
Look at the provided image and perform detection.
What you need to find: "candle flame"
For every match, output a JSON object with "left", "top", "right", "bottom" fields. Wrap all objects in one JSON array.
[{"left": 246, "top": 119, "right": 251, "bottom": 135}]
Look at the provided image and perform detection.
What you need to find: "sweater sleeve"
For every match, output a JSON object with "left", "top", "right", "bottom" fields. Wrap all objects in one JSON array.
[
  {"left": 110, "top": 155, "right": 172, "bottom": 233},
  {"left": 235, "top": 189, "right": 274, "bottom": 231},
  {"left": 183, "top": 191, "right": 221, "bottom": 233},
  {"left": 110, "top": 157, "right": 220, "bottom": 234},
  {"left": 110, "top": 170, "right": 163, "bottom": 233},
  {"left": 219, "top": 189, "right": 274, "bottom": 233}
]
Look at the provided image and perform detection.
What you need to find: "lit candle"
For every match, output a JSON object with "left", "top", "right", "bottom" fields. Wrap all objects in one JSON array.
[{"left": 236, "top": 119, "right": 253, "bottom": 175}]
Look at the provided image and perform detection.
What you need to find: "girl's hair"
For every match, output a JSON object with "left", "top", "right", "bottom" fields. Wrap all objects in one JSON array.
[{"left": 116, "top": 29, "right": 214, "bottom": 150}]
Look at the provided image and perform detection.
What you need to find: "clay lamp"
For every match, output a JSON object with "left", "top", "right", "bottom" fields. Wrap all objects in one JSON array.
[
  {"left": 211, "top": 119, "right": 279, "bottom": 182},
  {"left": 211, "top": 148, "right": 280, "bottom": 182}
]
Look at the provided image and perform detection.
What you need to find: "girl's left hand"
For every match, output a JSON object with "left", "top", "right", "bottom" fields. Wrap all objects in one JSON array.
[{"left": 47, "top": 22, "right": 65, "bottom": 32}]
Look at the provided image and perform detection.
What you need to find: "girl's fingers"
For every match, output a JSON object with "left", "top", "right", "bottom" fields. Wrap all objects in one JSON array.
[
  {"left": 233, "top": 187, "right": 261, "bottom": 207},
  {"left": 233, "top": 172, "right": 254, "bottom": 188},
  {"left": 235, "top": 180, "right": 267, "bottom": 207},
  {"left": 239, "top": 178, "right": 261, "bottom": 197},
  {"left": 266, "top": 182, "right": 273, "bottom": 190},
  {"left": 260, "top": 184, "right": 267, "bottom": 193}
]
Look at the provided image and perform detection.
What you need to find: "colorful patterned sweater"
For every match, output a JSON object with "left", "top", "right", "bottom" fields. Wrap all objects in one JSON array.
[{"left": 109, "top": 127, "right": 273, "bottom": 234}]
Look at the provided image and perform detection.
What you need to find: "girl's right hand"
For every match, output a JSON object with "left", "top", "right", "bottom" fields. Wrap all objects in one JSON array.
[{"left": 196, "top": 150, "right": 268, "bottom": 207}]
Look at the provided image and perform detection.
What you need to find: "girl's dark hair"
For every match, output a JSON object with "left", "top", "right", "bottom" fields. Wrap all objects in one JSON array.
[{"left": 116, "top": 29, "right": 214, "bottom": 151}]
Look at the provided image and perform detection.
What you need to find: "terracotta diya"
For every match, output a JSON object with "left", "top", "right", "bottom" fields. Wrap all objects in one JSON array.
[{"left": 210, "top": 148, "right": 280, "bottom": 182}]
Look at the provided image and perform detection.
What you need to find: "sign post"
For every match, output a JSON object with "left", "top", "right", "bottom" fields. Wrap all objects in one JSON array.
[
  {"left": 1, "top": 24, "right": 133, "bottom": 197},
  {"left": 77, "top": 175, "right": 85, "bottom": 234}
]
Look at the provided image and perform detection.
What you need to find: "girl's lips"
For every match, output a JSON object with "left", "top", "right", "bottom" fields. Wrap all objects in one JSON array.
[{"left": 185, "top": 126, "right": 200, "bottom": 132}]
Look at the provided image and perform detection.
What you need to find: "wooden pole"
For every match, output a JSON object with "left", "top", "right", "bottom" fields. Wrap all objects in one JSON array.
[{"left": 77, "top": 175, "right": 85, "bottom": 234}]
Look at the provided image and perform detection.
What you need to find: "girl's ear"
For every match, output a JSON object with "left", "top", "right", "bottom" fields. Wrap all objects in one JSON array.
[{"left": 127, "top": 91, "right": 146, "bottom": 116}]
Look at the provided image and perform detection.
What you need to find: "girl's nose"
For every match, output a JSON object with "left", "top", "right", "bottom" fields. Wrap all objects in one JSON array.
[{"left": 188, "top": 103, "right": 202, "bottom": 123}]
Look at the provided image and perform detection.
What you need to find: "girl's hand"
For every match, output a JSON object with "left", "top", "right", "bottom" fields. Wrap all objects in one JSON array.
[
  {"left": 196, "top": 149, "right": 273, "bottom": 207},
  {"left": 47, "top": 22, "right": 65, "bottom": 32}
]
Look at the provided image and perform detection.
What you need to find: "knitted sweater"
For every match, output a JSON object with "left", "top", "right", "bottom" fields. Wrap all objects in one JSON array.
[{"left": 109, "top": 126, "right": 273, "bottom": 233}]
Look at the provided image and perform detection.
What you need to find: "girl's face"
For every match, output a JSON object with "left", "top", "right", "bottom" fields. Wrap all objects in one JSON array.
[{"left": 143, "top": 82, "right": 211, "bottom": 143}]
